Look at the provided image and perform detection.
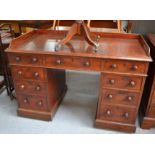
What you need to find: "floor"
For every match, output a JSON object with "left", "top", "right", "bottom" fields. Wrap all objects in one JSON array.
[{"left": 0, "top": 71, "right": 155, "bottom": 134}]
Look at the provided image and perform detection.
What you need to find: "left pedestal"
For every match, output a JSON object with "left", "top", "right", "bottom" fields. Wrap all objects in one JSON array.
[{"left": 10, "top": 63, "right": 66, "bottom": 121}]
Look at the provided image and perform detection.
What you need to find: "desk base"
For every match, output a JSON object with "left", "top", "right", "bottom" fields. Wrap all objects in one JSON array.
[
  {"left": 17, "top": 85, "right": 67, "bottom": 121},
  {"left": 95, "top": 119, "right": 136, "bottom": 133}
]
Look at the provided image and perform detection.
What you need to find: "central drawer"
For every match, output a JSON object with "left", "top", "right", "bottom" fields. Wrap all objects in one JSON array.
[
  {"left": 45, "top": 55, "right": 101, "bottom": 71},
  {"left": 98, "top": 104, "right": 137, "bottom": 124},
  {"left": 100, "top": 88, "right": 140, "bottom": 106},
  {"left": 101, "top": 73, "right": 144, "bottom": 91}
]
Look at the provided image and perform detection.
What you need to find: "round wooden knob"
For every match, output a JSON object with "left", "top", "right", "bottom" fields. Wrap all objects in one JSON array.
[
  {"left": 130, "top": 81, "right": 136, "bottom": 86},
  {"left": 127, "top": 96, "right": 132, "bottom": 101},
  {"left": 37, "top": 101, "right": 43, "bottom": 106},
  {"left": 109, "top": 79, "right": 115, "bottom": 84},
  {"left": 20, "top": 85, "right": 25, "bottom": 89},
  {"left": 17, "top": 71, "right": 22, "bottom": 75},
  {"left": 36, "top": 85, "right": 41, "bottom": 91},
  {"left": 108, "top": 94, "right": 113, "bottom": 99},
  {"left": 34, "top": 72, "right": 39, "bottom": 77},
  {"left": 32, "top": 57, "right": 38, "bottom": 62},
  {"left": 106, "top": 110, "right": 111, "bottom": 115},
  {"left": 132, "top": 65, "right": 138, "bottom": 70},
  {"left": 124, "top": 112, "right": 129, "bottom": 118},
  {"left": 84, "top": 61, "right": 90, "bottom": 66},
  {"left": 111, "top": 64, "right": 117, "bottom": 69},
  {"left": 23, "top": 98, "right": 28, "bottom": 103},
  {"left": 56, "top": 59, "right": 61, "bottom": 64},
  {"left": 15, "top": 56, "right": 21, "bottom": 62}
]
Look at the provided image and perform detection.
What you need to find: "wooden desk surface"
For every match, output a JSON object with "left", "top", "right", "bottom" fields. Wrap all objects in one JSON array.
[{"left": 7, "top": 30, "right": 151, "bottom": 62}]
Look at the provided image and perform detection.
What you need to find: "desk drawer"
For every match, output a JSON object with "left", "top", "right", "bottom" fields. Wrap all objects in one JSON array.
[
  {"left": 73, "top": 57, "right": 101, "bottom": 71},
  {"left": 11, "top": 66, "right": 46, "bottom": 81},
  {"left": 45, "top": 56, "right": 73, "bottom": 68},
  {"left": 14, "top": 80, "right": 46, "bottom": 95},
  {"left": 101, "top": 73, "right": 143, "bottom": 91},
  {"left": 45, "top": 56, "right": 101, "bottom": 71},
  {"left": 8, "top": 53, "right": 43, "bottom": 66},
  {"left": 101, "top": 89, "right": 140, "bottom": 106},
  {"left": 102, "top": 60, "right": 147, "bottom": 74},
  {"left": 98, "top": 104, "right": 136, "bottom": 124},
  {"left": 17, "top": 94, "right": 47, "bottom": 111}
]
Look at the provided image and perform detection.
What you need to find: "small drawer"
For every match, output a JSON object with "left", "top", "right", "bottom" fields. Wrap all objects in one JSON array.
[
  {"left": 17, "top": 94, "right": 47, "bottom": 111},
  {"left": 8, "top": 53, "right": 43, "bottom": 66},
  {"left": 98, "top": 104, "right": 137, "bottom": 124},
  {"left": 72, "top": 57, "right": 101, "bottom": 71},
  {"left": 101, "top": 89, "right": 140, "bottom": 106},
  {"left": 101, "top": 73, "right": 143, "bottom": 91},
  {"left": 45, "top": 55, "right": 73, "bottom": 69},
  {"left": 102, "top": 60, "right": 147, "bottom": 74},
  {"left": 14, "top": 80, "right": 46, "bottom": 95},
  {"left": 11, "top": 66, "right": 46, "bottom": 81}
]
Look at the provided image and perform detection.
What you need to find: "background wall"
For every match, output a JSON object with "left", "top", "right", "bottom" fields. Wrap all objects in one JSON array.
[{"left": 132, "top": 20, "right": 155, "bottom": 35}]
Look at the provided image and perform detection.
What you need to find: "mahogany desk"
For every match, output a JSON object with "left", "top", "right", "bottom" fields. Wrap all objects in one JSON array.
[{"left": 6, "top": 30, "right": 152, "bottom": 132}]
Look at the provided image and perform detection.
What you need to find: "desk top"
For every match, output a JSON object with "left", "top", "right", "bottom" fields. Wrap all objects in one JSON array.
[{"left": 6, "top": 30, "right": 152, "bottom": 62}]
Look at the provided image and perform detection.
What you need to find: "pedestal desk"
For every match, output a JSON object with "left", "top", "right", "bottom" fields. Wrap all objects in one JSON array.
[{"left": 6, "top": 30, "right": 152, "bottom": 132}]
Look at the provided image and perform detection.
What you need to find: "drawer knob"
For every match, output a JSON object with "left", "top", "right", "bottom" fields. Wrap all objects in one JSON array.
[
  {"left": 32, "top": 57, "right": 38, "bottom": 62},
  {"left": 56, "top": 59, "right": 61, "bottom": 64},
  {"left": 127, "top": 96, "right": 133, "bottom": 101},
  {"left": 132, "top": 65, "right": 138, "bottom": 70},
  {"left": 36, "top": 85, "right": 41, "bottom": 91},
  {"left": 130, "top": 81, "right": 136, "bottom": 86},
  {"left": 15, "top": 56, "right": 21, "bottom": 62},
  {"left": 108, "top": 94, "right": 113, "bottom": 99},
  {"left": 124, "top": 112, "right": 129, "bottom": 118},
  {"left": 23, "top": 98, "right": 28, "bottom": 103},
  {"left": 20, "top": 85, "right": 25, "bottom": 89},
  {"left": 84, "top": 61, "right": 90, "bottom": 67},
  {"left": 37, "top": 101, "right": 43, "bottom": 106},
  {"left": 109, "top": 79, "right": 115, "bottom": 84},
  {"left": 34, "top": 72, "right": 39, "bottom": 77},
  {"left": 111, "top": 64, "right": 117, "bottom": 69},
  {"left": 17, "top": 71, "right": 22, "bottom": 75},
  {"left": 106, "top": 110, "right": 111, "bottom": 115}
]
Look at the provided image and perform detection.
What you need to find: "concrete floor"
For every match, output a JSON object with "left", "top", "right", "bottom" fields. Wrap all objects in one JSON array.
[{"left": 0, "top": 71, "right": 155, "bottom": 134}]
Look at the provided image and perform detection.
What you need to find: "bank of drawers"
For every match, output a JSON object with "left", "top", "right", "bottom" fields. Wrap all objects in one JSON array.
[
  {"left": 10, "top": 64, "right": 47, "bottom": 112},
  {"left": 98, "top": 72, "right": 145, "bottom": 124},
  {"left": 8, "top": 53, "right": 147, "bottom": 74}
]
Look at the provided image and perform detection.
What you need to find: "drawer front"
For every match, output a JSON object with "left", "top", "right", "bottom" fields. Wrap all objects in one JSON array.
[
  {"left": 101, "top": 74, "right": 143, "bottom": 91},
  {"left": 45, "top": 56, "right": 101, "bottom": 71},
  {"left": 101, "top": 89, "right": 140, "bottom": 106},
  {"left": 17, "top": 94, "right": 47, "bottom": 111},
  {"left": 11, "top": 66, "right": 46, "bottom": 81},
  {"left": 45, "top": 56, "right": 73, "bottom": 68},
  {"left": 102, "top": 60, "right": 147, "bottom": 74},
  {"left": 14, "top": 80, "right": 46, "bottom": 95},
  {"left": 98, "top": 104, "right": 137, "bottom": 124},
  {"left": 73, "top": 57, "right": 101, "bottom": 71},
  {"left": 8, "top": 53, "right": 43, "bottom": 66}
]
